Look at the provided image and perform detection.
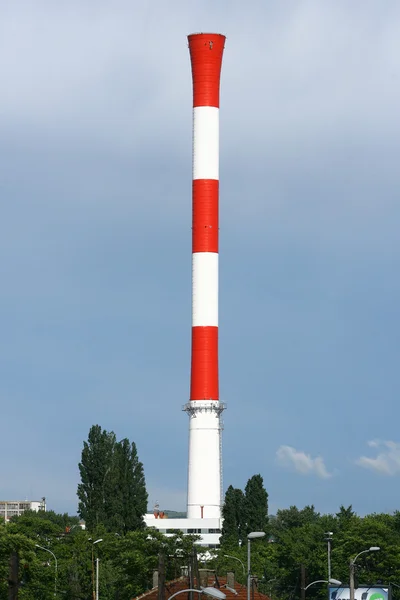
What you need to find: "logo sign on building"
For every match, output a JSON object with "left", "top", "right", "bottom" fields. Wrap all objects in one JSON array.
[{"left": 329, "top": 587, "right": 389, "bottom": 600}]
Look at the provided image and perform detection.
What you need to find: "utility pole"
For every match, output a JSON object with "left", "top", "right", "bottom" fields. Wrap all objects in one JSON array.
[
  {"left": 349, "top": 560, "right": 355, "bottom": 600},
  {"left": 158, "top": 553, "right": 165, "bottom": 600},
  {"left": 188, "top": 548, "right": 197, "bottom": 600},
  {"left": 8, "top": 551, "right": 19, "bottom": 600},
  {"left": 252, "top": 576, "right": 256, "bottom": 600},
  {"left": 92, "top": 545, "right": 95, "bottom": 600},
  {"left": 301, "top": 565, "right": 306, "bottom": 600}
]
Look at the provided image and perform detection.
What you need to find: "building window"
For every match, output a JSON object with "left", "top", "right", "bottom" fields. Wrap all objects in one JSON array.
[{"left": 187, "top": 529, "right": 202, "bottom": 534}]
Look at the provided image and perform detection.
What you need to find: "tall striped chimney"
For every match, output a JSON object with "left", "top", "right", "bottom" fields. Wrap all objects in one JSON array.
[{"left": 184, "top": 33, "right": 226, "bottom": 521}]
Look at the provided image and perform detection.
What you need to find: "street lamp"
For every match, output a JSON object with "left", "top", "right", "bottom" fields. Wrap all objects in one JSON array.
[
  {"left": 223, "top": 554, "right": 246, "bottom": 576},
  {"left": 247, "top": 532, "right": 266, "bottom": 600},
  {"left": 35, "top": 544, "right": 58, "bottom": 597},
  {"left": 266, "top": 579, "right": 277, "bottom": 595},
  {"left": 91, "top": 538, "right": 103, "bottom": 600},
  {"left": 304, "top": 579, "right": 342, "bottom": 592},
  {"left": 168, "top": 588, "right": 226, "bottom": 600},
  {"left": 390, "top": 583, "right": 400, "bottom": 595},
  {"left": 350, "top": 547, "right": 380, "bottom": 600},
  {"left": 325, "top": 532, "right": 333, "bottom": 581}
]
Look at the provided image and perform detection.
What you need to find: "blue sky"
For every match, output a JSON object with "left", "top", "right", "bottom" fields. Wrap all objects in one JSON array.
[{"left": 1, "top": 0, "right": 400, "bottom": 517}]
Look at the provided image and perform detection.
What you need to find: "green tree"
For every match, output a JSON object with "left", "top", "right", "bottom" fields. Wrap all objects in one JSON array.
[
  {"left": 111, "top": 529, "right": 200, "bottom": 600},
  {"left": 243, "top": 474, "right": 268, "bottom": 536},
  {"left": 9, "top": 510, "right": 62, "bottom": 541},
  {"left": 77, "top": 424, "right": 117, "bottom": 530},
  {"left": 0, "top": 528, "right": 36, "bottom": 599},
  {"left": 271, "top": 505, "right": 321, "bottom": 540},
  {"left": 221, "top": 486, "right": 244, "bottom": 547},
  {"left": 7, "top": 510, "right": 89, "bottom": 600},
  {"left": 77, "top": 425, "right": 148, "bottom": 533},
  {"left": 107, "top": 438, "right": 148, "bottom": 534}
]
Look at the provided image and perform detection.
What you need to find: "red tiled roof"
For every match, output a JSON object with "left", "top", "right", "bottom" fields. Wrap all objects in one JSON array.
[{"left": 133, "top": 575, "right": 271, "bottom": 600}]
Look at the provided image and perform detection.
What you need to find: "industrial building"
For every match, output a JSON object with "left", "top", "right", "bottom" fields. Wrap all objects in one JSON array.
[{"left": 0, "top": 497, "right": 46, "bottom": 522}]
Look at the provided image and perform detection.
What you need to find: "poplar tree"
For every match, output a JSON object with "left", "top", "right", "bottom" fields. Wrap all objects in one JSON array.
[
  {"left": 77, "top": 425, "right": 116, "bottom": 530},
  {"left": 108, "top": 438, "right": 148, "bottom": 533},
  {"left": 242, "top": 474, "right": 269, "bottom": 536},
  {"left": 77, "top": 425, "right": 148, "bottom": 532},
  {"left": 221, "top": 485, "right": 245, "bottom": 546}
]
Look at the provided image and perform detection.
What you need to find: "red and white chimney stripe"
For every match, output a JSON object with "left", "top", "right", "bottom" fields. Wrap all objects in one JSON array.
[
  {"left": 190, "top": 32, "right": 224, "bottom": 402},
  {"left": 185, "top": 33, "right": 226, "bottom": 521}
]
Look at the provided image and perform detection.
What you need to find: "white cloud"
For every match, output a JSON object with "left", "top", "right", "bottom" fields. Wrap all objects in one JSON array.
[
  {"left": 276, "top": 445, "right": 333, "bottom": 479},
  {"left": 367, "top": 440, "right": 380, "bottom": 448},
  {"left": 356, "top": 441, "right": 400, "bottom": 475}
]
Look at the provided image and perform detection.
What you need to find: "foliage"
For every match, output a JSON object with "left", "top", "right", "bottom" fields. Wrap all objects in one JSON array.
[
  {"left": 220, "top": 474, "right": 269, "bottom": 548},
  {"left": 243, "top": 474, "right": 269, "bottom": 537},
  {"left": 5, "top": 498, "right": 400, "bottom": 600},
  {"left": 107, "top": 438, "right": 148, "bottom": 534},
  {"left": 77, "top": 424, "right": 148, "bottom": 533},
  {"left": 0, "top": 510, "right": 200, "bottom": 600},
  {"left": 218, "top": 500, "right": 400, "bottom": 600},
  {"left": 77, "top": 424, "right": 117, "bottom": 530},
  {"left": 221, "top": 486, "right": 245, "bottom": 547}
]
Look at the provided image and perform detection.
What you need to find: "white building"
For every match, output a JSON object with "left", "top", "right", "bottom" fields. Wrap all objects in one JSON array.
[
  {"left": 144, "top": 513, "right": 221, "bottom": 547},
  {"left": 0, "top": 498, "right": 46, "bottom": 522}
]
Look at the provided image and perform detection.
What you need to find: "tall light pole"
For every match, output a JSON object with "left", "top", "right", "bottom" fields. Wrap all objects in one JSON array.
[
  {"left": 304, "top": 579, "right": 342, "bottom": 593},
  {"left": 91, "top": 538, "right": 103, "bottom": 600},
  {"left": 96, "top": 557, "right": 100, "bottom": 600},
  {"left": 247, "top": 532, "right": 266, "bottom": 600},
  {"left": 390, "top": 583, "right": 400, "bottom": 597},
  {"left": 168, "top": 588, "right": 226, "bottom": 600},
  {"left": 223, "top": 555, "right": 246, "bottom": 577},
  {"left": 35, "top": 544, "right": 58, "bottom": 597},
  {"left": 325, "top": 532, "right": 333, "bottom": 582},
  {"left": 349, "top": 547, "right": 380, "bottom": 600},
  {"left": 266, "top": 578, "right": 277, "bottom": 599}
]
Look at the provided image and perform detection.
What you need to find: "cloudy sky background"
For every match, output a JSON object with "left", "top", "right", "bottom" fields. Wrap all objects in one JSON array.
[{"left": 1, "top": 0, "right": 400, "bottom": 516}]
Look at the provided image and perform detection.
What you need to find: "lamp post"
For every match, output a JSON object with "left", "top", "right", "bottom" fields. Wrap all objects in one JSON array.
[
  {"left": 390, "top": 583, "right": 400, "bottom": 597},
  {"left": 304, "top": 579, "right": 342, "bottom": 593},
  {"left": 223, "top": 555, "right": 246, "bottom": 577},
  {"left": 350, "top": 547, "right": 380, "bottom": 600},
  {"left": 168, "top": 588, "right": 226, "bottom": 600},
  {"left": 325, "top": 532, "right": 333, "bottom": 581},
  {"left": 266, "top": 578, "right": 277, "bottom": 599},
  {"left": 96, "top": 557, "right": 100, "bottom": 600},
  {"left": 91, "top": 538, "right": 103, "bottom": 600},
  {"left": 247, "top": 532, "right": 266, "bottom": 600},
  {"left": 35, "top": 544, "right": 58, "bottom": 597}
]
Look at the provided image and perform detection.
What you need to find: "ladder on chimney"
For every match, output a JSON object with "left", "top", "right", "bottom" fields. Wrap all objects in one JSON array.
[{"left": 219, "top": 413, "right": 224, "bottom": 514}]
